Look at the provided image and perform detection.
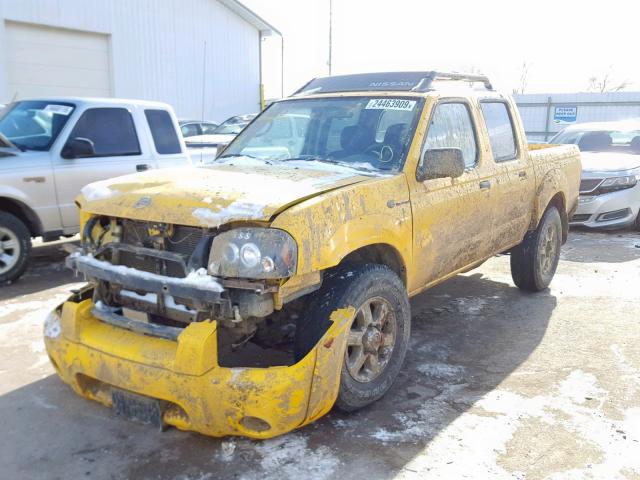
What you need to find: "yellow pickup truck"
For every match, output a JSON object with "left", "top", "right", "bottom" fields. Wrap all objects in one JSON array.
[{"left": 45, "top": 72, "right": 581, "bottom": 439}]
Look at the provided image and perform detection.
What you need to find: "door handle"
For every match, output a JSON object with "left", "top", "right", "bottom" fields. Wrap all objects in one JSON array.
[
  {"left": 518, "top": 171, "right": 528, "bottom": 179},
  {"left": 479, "top": 180, "right": 491, "bottom": 190},
  {"left": 136, "top": 164, "right": 151, "bottom": 172}
]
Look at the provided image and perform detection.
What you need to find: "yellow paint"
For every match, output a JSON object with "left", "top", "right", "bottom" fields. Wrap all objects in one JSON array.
[
  {"left": 56, "top": 86, "right": 581, "bottom": 439},
  {"left": 45, "top": 298, "right": 354, "bottom": 439}
]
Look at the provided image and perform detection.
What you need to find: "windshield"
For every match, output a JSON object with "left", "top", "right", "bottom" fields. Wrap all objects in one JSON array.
[
  {"left": 213, "top": 116, "right": 253, "bottom": 135},
  {"left": 0, "top": 101, "right": 75, "bottom": 151},
  {"left": 222, "top": 97, "right": 424, "bottom": 172},
  {"left": 551, "top": 127, "right": 640, "bottom": 155}
]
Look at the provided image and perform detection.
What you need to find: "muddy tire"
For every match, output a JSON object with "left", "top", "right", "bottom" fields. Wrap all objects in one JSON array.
[
  {"left": 510, "top": 206, "right": 562, "bottom": 292},
  {"left": 0, "top": 212, "right": 31, "bottom": 284},
  {"left": 295, "top": 264, "right": 411, "bottom": 412}
]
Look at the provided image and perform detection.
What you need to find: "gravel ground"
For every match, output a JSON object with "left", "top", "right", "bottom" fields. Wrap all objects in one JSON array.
[{"left": 0, "top": 230, "right": 639, "bottom": 480}]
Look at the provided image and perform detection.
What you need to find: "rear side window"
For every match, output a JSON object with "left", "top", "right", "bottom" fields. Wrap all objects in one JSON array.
[
  {"left": 146, "top": 110, "right": 182, "bottom": 154},
  {"left": 424, "top": 102, "right": 477, "bottom": 168},
  {"left": 67, "top": 108, "right": 140, "bottom": 157},
  {"left": 480, "top": 102, "right": 517, "bottom": 161}
]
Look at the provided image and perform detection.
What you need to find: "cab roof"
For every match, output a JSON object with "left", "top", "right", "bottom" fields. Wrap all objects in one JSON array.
[{"left": 292, "top": 71, "right": 494, "bottom": 97}]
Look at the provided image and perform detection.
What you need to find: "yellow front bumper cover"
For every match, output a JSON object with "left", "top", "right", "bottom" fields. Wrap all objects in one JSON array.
[{"left": 44, "top": 297, "right": 353, "bottom": 439}]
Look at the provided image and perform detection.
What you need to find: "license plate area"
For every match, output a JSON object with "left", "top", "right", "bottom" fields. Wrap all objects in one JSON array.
[{"left": 112, "top": 389, "right": 164, "bottom": 429}]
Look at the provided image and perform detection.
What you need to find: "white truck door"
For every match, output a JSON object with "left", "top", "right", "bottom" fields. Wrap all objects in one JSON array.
[
  {"left": 143, "top": 108, "right": 192, "bottom": 168},
  {"left": 52, "top": 107, "right": 155, "bottom": 229}
]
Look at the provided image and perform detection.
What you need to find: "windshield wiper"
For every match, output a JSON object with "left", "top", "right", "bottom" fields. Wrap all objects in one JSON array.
[
  {"left": 218, "top": 153, "right": 259, "bottom": 159},
  {"left": 283, "top": 156, "right": 377, "bottom": 172}
]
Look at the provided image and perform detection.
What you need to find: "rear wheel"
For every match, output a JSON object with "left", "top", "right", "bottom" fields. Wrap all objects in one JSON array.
[
  {"left": 295, "top": 264, "right": 410, "bottom": 412},
  {"left": 0, "top": 212, "right": 31, "bottom": 284},
  {"left": 510, "top": 206, "right": 562, "bottom": 292}
]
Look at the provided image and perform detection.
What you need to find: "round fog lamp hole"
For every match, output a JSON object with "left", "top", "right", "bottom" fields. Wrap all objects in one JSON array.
[{"left": 240, "top": 243, "right": 261, "bottom": 268}]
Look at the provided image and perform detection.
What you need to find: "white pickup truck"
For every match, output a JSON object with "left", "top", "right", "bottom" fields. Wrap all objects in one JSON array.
[{"left": 0, "top": 97, "right": 207, "bottom": 283}]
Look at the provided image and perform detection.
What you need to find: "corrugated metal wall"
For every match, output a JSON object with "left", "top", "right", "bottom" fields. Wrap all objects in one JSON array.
[
  {"left": 514, "top": 92, "right": 640, "bottom": 143},
  {"left": 0, "top": 0, "right": 261, "bottom": 122}
]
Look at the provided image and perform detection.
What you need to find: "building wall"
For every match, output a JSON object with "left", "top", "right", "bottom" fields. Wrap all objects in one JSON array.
[
  {"left": 0, "top": 0, "right": 261, "bottom": 121},
  {"left": 514, "top": 92, "right": 640, "bottom": 143}
]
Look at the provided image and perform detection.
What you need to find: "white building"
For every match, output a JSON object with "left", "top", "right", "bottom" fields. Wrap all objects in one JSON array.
[{"left": 0, "top": 0, "right": 280, "bottom": 122}]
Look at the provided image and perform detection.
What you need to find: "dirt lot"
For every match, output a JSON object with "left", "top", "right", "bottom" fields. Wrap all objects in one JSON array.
[{"left": 1, "top": 230, "right": 639, "bottom": 480}]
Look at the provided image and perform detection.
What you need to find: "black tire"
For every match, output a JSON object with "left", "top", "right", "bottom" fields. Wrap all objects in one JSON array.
[
  {"left": 510, "top": 206, "right": 562, "bottom": 292},
  {"left": 295, "top": 264, "right": 411, "bottom": 412},
  {"left": 0, "top": 212, "right": 31, "bottom": 284},
  {"left": 634, "top": 211, "right": 640, "bottom": 231}
]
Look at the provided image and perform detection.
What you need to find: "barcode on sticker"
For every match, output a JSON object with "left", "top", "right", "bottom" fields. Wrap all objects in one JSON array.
[
  {"left": 365, "top": 99, "right": 416, "bottom": 111},
  {"left": 43, "top": 104, "right": 73, "bottom": 115}
]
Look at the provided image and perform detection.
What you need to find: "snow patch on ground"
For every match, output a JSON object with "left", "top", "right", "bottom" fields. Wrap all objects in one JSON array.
[
  {"left": 251, "top": 434, "right": 340, "bottom": 480},
  {"left": 417, "top": 362, "right": 466, "bottom": 381}
]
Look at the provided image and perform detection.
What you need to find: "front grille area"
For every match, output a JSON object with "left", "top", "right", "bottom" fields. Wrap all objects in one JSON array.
[
  {"left": 121, "top": 220, "right": 205, "bottom": 256},
  {"left": 580, "top": 178, "right": 603, "bottom": 193}
]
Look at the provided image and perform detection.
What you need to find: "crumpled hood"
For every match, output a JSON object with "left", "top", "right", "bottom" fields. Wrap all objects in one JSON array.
[
  {"left": 78, "top": 160, "right": 377, "bottom": 227},
  {"left": 580, "top": 151, "right": 640, "bottom": 173}
]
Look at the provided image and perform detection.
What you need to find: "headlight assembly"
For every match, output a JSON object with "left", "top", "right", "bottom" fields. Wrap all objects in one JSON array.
[
  {"left": 208, "top": 228, "right": 297, "bottom": 279},
  {"left": 598, "top": 174, "right": 638, "bottom": 193}
]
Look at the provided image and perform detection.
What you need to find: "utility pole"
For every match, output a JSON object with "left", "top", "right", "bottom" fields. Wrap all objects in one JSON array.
[{"left": 328, "top": 0, "right": 332, "bottom": 76}]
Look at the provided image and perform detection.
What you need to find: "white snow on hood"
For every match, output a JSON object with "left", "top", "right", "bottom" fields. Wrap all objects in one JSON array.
[{"left": 580, "top": 151, "right": 640, "bottom": 173}]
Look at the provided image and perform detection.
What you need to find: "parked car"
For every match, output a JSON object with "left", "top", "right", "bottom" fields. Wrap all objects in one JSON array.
[
  {"left": 0, "top": 97, "right": 196, "bottom": 283},
  {"left": 184, "top": 113, "right": 256, "bottom": 153},
  {"left": 550, "top": 120, "right": 640, "bottom": 230},
  {"left": 179, "top": 119, "right": 218, "bottom": 138},
  {"left": 47, "top": 71, "right": 580, "bottom": 439}
]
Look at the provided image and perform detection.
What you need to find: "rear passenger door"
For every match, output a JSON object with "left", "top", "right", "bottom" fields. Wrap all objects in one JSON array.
[
  {"left": 145, "top": 109, "right": 190, "bottom": 169},
  {"left": 410, "top": 100, "right": 497, "bottom": 288},
  {"left": 53, "top": 107, "right": 154, "bottom": 229},
  {"left": 478, "top": 100, "right": 535, "bottom": 251}
]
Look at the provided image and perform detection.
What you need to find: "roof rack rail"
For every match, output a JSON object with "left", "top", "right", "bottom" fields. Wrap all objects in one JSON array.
[{"left": 292, "top": 71, "right": 493, "bottom": 96}]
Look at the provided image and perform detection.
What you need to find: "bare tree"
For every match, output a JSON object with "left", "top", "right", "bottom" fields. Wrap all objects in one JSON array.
[
  {"left": 513, "top": 61, "right": 531, "bottom": 94},
  {"left": 588, "top": 69, "right": 632, "bottom": 92}
]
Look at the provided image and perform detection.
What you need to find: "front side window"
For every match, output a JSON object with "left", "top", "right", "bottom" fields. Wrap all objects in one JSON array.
[
  {"left": 181, "top": 123, "right": 200, "bottom": 137},
  {"left": 423, "top": 102, "right": 478, "bottom": 168},
  {"left": 65, "top": 108, "right": 140, "bottom": 158},
  {"left": 201, "top": 123, "right": 218, "bottom": 134},
  {"left": 222, "top": 97, "right": 423, "bottom": 172},
  {"left": 480, "top": 102, "right": 517, "bottom": 162},
  {"left": 146, "top": 109, "right": 181, "bottom": 154},
  {"left": 0, "top": 101, "right": 75, "bottom": 151}
]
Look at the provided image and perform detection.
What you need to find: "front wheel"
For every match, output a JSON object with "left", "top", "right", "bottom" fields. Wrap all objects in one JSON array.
[
  {"left": 510, "top": 206, "right": 562, "bottom": 292},
  {"left": 294, "top": 264, "right": 411, "bottom": 412},
  {"left": 0, "top": 212, "right": 31, "bottom": 284}
]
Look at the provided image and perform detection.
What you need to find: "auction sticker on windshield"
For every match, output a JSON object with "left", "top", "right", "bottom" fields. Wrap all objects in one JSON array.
[
  {"left": 43, "top": 104, "right": 73, "bottom": 115},
  {"left": 365, "top": 99, "right": 416, "bottom": 111}
]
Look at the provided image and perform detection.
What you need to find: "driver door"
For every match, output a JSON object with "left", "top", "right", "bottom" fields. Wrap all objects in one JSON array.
[{"left": 409, "top": 100, "right": 497, "bottom": 291}]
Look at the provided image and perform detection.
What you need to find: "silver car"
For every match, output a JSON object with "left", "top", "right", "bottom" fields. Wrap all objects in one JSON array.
[{"left": 550, "top": 120, "right": 640, "bottom": 230}]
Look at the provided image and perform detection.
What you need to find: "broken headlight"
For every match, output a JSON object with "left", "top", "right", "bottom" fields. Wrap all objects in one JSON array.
[{"left": 208, "top": 228, "right": 297, "bottom": 279}]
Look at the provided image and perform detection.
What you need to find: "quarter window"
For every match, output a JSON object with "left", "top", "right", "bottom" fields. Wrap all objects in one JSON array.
[
  {"left": 424, "top": 102, "right": 477, "bottom": 168},
  {"left": 145, "top": 109, "right": 182, "bottom": 154},
  {"left": 66, "top": 108, "right": 140, "bottom": 157},
  {"left": 480, "top": 102, "right": 517, "bottom": 161}
]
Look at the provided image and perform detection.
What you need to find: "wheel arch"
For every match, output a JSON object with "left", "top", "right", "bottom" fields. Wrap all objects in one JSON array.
[
  {"left": 337, "top": 243, "right": 407, "bottom": 286},
  {"left": 0, "top": 197, "right": 42, "bottom": 237}
]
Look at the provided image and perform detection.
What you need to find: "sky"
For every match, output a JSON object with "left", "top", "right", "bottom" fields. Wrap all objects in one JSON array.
[{"left": 242, "top": 0, "right": 640, "bottom": 98}]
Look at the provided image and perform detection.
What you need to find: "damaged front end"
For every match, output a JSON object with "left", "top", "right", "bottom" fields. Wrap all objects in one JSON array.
[{"left": 46, "top": 215, "right": 346, "bottom": 438}]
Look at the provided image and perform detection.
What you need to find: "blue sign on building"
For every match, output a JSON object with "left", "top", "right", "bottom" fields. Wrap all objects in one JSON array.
[{"left": 554, "top": 106, "right": 578, "bottom": 124}]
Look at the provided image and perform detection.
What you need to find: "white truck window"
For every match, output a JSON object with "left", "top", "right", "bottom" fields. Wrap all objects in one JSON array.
[
  {"left": 145, "top": 109, "right": 181, "bottom": 155},
  {"left": 480, "top": 102, "right": 517, "bottom": 162},
  {"left": 66, "top": 108, "right": 140, "bottom": 158},
  {"left": 424, "top": 102, "right": 478, "bottom": 168}
]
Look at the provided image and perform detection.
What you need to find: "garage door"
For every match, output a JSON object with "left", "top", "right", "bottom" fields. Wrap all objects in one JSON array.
[{"left": 4, "top": 21, "right": 111, "bottom": 99}]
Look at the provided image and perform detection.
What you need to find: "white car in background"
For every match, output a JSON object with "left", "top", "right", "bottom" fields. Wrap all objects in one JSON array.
[
  {"left": 184, "top": 114, "right": 256, "bottom": 156},
  {"left": 551, "top": 120, "right": 640, "bottom": 230}
]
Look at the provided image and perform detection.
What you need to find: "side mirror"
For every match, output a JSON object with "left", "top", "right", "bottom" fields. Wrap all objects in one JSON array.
[
  {"left": 62, "top": 137, "right": 95, "bottom": 159},
  {"left": 417, "top": 148, "right": 466, "bottom": 181}
]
